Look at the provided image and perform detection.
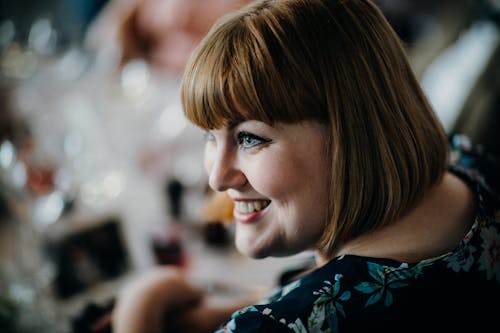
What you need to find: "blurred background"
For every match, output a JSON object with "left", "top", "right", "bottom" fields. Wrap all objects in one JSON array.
[{"left": 0, "top": 0, "right": 499, "bottom": 332}]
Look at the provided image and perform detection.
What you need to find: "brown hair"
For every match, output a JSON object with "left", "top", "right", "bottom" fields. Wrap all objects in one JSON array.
[{"left": 181, "top": 0, "right": 448, "bottom": 256}]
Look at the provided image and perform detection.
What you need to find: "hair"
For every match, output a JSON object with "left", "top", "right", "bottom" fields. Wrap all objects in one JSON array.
[{"left": 181, "top": 0, "right": 448, "bottom": 256}]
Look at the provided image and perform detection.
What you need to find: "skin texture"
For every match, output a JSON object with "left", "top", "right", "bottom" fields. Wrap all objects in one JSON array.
[
  {"left": 204, "top": 120, "right": 330, "bottom": 258},
  {"left": 322, "top": 172, "right": 475, "bottom": 265}
]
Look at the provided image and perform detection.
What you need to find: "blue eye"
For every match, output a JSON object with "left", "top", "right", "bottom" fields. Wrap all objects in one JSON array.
[{"left": 237, "top": 132, "right": 270, "bottom": 149}]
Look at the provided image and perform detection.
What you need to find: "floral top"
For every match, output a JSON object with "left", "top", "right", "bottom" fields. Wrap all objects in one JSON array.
[{"left": 216, "top": 135, "right": 500, "bottom": 333}]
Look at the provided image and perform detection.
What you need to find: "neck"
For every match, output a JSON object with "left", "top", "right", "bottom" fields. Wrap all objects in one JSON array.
[
  {"left": 315, "top": 251, "right": 331, "bottom": 267},
  {"left": 317, "top": 172, "right": 475, "bottom": 264}
]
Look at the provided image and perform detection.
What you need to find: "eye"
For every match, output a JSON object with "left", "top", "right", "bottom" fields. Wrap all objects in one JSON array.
[{"left": 237, "top": 131, "right": 270, "bottom": 149}]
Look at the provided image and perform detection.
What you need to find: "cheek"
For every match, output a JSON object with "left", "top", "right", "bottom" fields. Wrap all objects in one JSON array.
[
  {"left": 251, "top": 173, "right": 283, "bottom": 196},
  {"left": 246, "top": 157, "right": 293, "bottom": 197},
  {"left": 262, "top": 150, "right": 328, "bottom": 203}
]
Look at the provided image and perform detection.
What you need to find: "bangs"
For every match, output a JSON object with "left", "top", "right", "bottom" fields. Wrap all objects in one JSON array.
[
  {"left": 180, "top": 20, "right": 269, "bottom": 130},
  {"left": 181, "top": 5, "right": 326, "bottom": 130}
]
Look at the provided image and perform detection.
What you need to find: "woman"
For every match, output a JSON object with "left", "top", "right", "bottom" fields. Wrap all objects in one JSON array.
[{"left": 113, "top": 0, "right": 500, "bottom": 331}]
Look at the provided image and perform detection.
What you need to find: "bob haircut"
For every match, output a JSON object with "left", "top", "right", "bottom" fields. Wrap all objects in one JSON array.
[{"left": 181, "top": 0, "right": 448, "bottom": 256}]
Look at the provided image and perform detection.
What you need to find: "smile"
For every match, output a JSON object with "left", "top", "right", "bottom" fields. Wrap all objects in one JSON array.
[{"left": 234, "top": 200, "right": 271, "bottom": 214}]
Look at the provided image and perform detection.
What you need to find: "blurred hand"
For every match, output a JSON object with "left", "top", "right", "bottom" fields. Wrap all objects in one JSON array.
[
  {"left": 113, "top": 267, "right": 201, "bottom": 333},
  {"left": 112, "top": 267, "right": 249, "bottom": 333}
]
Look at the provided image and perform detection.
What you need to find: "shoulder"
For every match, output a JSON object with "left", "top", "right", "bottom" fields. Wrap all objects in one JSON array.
[{"left": 219, "top": 258, "right": 363, "bottom": 333}]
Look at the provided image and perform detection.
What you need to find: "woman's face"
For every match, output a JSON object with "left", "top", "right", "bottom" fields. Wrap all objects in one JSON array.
[{"left": 204, "top": 120, "right": 330, "bottom": 258}]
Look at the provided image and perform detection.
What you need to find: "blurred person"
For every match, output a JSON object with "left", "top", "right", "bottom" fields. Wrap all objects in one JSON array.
[
  {"left": 85, "top": 0, "right": 251, "bottom": 75},
  {"left": 113, "top": 0, "right": 500, "bottom": 332}
]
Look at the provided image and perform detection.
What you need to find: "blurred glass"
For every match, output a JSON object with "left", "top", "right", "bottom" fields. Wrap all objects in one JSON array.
[
  {"left": 28, "top": 18, "right": 57, "bottom": 55},
  {"left": 120, "top": 59, "right": 152, "bottom": 104},
  {"left": 0, "top": 140, "right": 15, "bottom": 169},
  {"left": 0, "top": 20, "right": 15, "bottom": 47}
]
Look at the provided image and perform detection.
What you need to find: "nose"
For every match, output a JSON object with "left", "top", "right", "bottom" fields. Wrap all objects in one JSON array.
[{"left": 205, "top": 145, "right": 247, "bottom": 192}]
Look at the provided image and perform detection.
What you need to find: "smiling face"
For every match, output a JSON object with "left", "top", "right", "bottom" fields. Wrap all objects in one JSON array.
[{"left": 204, "top": 120, "right": 330, "bottom": 258}]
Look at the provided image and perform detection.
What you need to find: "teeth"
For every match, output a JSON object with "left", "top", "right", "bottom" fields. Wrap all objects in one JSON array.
[{"left": 235, "top": 200, "right": 269, "bottom": 213}]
